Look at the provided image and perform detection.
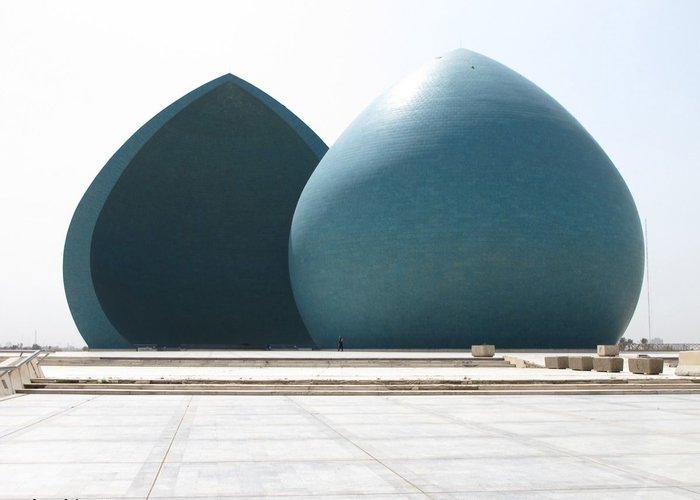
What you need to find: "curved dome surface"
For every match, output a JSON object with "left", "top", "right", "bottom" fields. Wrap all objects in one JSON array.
[
  {"left": 64, "top": 74, "right": 327, "bottom": 348},
  {"left": 289, "top": 49, "right": 644, "bottom": 349}
]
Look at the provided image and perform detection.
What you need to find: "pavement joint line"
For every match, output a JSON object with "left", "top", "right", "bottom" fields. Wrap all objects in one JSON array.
[
  {"left": 584, "top": 453, "right": 700, "bottom": 490},
  {"left": 582, "top": 395, "right": 700, "bottom": 418},
  {"left": 0, "top": 458, "right": 398, "bottom": 465},
  {"left": 678, "top": 485, "right": 700, "bottom": 496},
  {"left": 419, "top": 485, "right": 698, "bottom": 495},
  {"left": 286, "top": 395, "right": 435, "bottom": 499},
  {"left": 145, "top": 395, "right": 192, "bottom": 499},
  {"left": 390, "top": 396, "right": 683, "bottom": 490},
  {"left": 0, "top": 394, "right": 97, "bottom": 440},
  {"left": 578, "top": 410, "right": 700, "bottom": 430},
  {"left": 136, "top": 493, "right": 428, "bottom": 499}
]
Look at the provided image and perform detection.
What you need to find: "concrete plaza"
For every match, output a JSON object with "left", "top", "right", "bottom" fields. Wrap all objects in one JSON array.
[{"left": 1, "top": 392, "right": 699, "bottom": 498}]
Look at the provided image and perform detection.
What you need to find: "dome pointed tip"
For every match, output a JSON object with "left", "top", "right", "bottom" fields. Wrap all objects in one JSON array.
[{"left": 445, "top": 47, "right": 478, "bottom": 57}]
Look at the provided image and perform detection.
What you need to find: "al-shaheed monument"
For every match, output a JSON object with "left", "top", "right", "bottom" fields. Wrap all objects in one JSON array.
[{"left": 63, "top": 49, "right": 644, "bottom": 350}]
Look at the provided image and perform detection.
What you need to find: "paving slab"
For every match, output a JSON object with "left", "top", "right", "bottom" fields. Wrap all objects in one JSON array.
[
  {"left": 0, "top": 462, "right": 160, "bottom": 498},
  {"left": 485, "top": 419, "right": 648, "bottom": 437},
  {"left": 599, "top": 454, "right": 700, "bottom": 484},
  {"left": 622, "top": 418, "right": 700, "bottom": 435},
  {"left": 353, "top": 435, "right": 551, "bottom": 460},
  {"left": 166, "top": 435, "right": 367, "bottom": 462},
  {"left": 149, "top": 460, "right": 422, "bottom": 497},
  {"left": 534, "top": 433, "right": 696, "bottom": 456},
  {"left": 0, "top": 436, "right": 171, "bottom": 463},
  {"left": 383, "top": 455, "right": 662, "bottom": 493}
]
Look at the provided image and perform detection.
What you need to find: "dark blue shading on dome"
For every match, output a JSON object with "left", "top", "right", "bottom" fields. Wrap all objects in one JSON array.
[
  {"left": 289, "top": 49, "right": 644, "bottom": 349},
  {"left": 64, "top": 74, "right": 327, "bottom": 348}
]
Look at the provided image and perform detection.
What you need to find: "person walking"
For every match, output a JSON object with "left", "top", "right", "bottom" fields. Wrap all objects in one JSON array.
[{"left": 337, "top": 336, "right": 344, "bottom": 352}]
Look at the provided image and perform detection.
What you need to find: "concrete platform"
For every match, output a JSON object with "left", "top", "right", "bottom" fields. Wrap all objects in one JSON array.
[
  {"left": 1, "top": 393, "right": 700, "bottom": 498},
  {"left": 36, "top": 350, "right": 686, "bottom": 382}
]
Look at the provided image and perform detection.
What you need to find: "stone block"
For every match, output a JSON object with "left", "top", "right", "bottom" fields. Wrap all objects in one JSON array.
[
  {"left": 675, "top": 351, "right": 700, "bottom": 376},
  {"left": 597, "top": 344, "right": 620, "bottom": 357},
  {"left": 471, "top": 345, "right": 495, "bottom": 357},
  {"left": 592, "top": 356, "right": 623, "bottom": 372},
  {"left": 629, "top": 357, "right": 664, "bottom": 375},
  {"left": 544, "top": 356, "right": 569, "bottom": 369},
  {"left": 568, "top": 356, "right": 593, "bottom": 371}
]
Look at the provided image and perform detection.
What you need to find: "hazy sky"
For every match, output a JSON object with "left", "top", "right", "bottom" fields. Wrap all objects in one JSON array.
[{"left": 1, "top": 0, "right": 698, "bottom": 346}]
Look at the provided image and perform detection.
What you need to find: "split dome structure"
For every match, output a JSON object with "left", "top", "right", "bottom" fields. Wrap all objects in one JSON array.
[
  {"left": 64, "top": 74, "right": 327, "bottom": 348},
  {"left": 64, "top": 49, "right": 644, "bottom": 349}
]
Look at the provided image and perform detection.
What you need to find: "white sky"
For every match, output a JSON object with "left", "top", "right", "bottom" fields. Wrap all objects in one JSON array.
[{"left": 0, "top": 0, "right": 698, "bottom": 347}]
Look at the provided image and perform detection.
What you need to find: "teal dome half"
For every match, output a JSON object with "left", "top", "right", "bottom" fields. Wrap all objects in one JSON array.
[
  {"left": 64, "top": 74, "right": 327, "bottom": 348},
  {"left": 289, "top": 49, "right": 644, "bottom": 349}
]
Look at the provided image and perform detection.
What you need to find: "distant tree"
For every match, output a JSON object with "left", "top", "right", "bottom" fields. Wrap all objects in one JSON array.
[{"left": 641, "top": 338, "right": 648, "bottom": 344}]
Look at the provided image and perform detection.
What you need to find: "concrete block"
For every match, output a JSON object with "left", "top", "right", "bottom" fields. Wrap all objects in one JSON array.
[
  {"left": 675, "top": 351, "right": 700, "bottom": 376},
  {"left": 597, "top": 344, "right": 620, "bottom": 357},
  {"left": 544, "top": 356, "right": 568, "bottom": 369},
  {"left": 471, "top": 345, "right": 495, "bottom": 357},
  {"left": 629, "top": 357, "right": 664, "bottom": 375},
  {"left": 592, "top": 356, "right": 623, "bottom": 373},
  {"left": 568, "top": 356, "right": 593, "bottom": 371}
]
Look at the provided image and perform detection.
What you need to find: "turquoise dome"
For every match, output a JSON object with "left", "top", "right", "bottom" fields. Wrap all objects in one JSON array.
[{"left": 289, "top": 49, "right": 644, "bottom": 349}]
